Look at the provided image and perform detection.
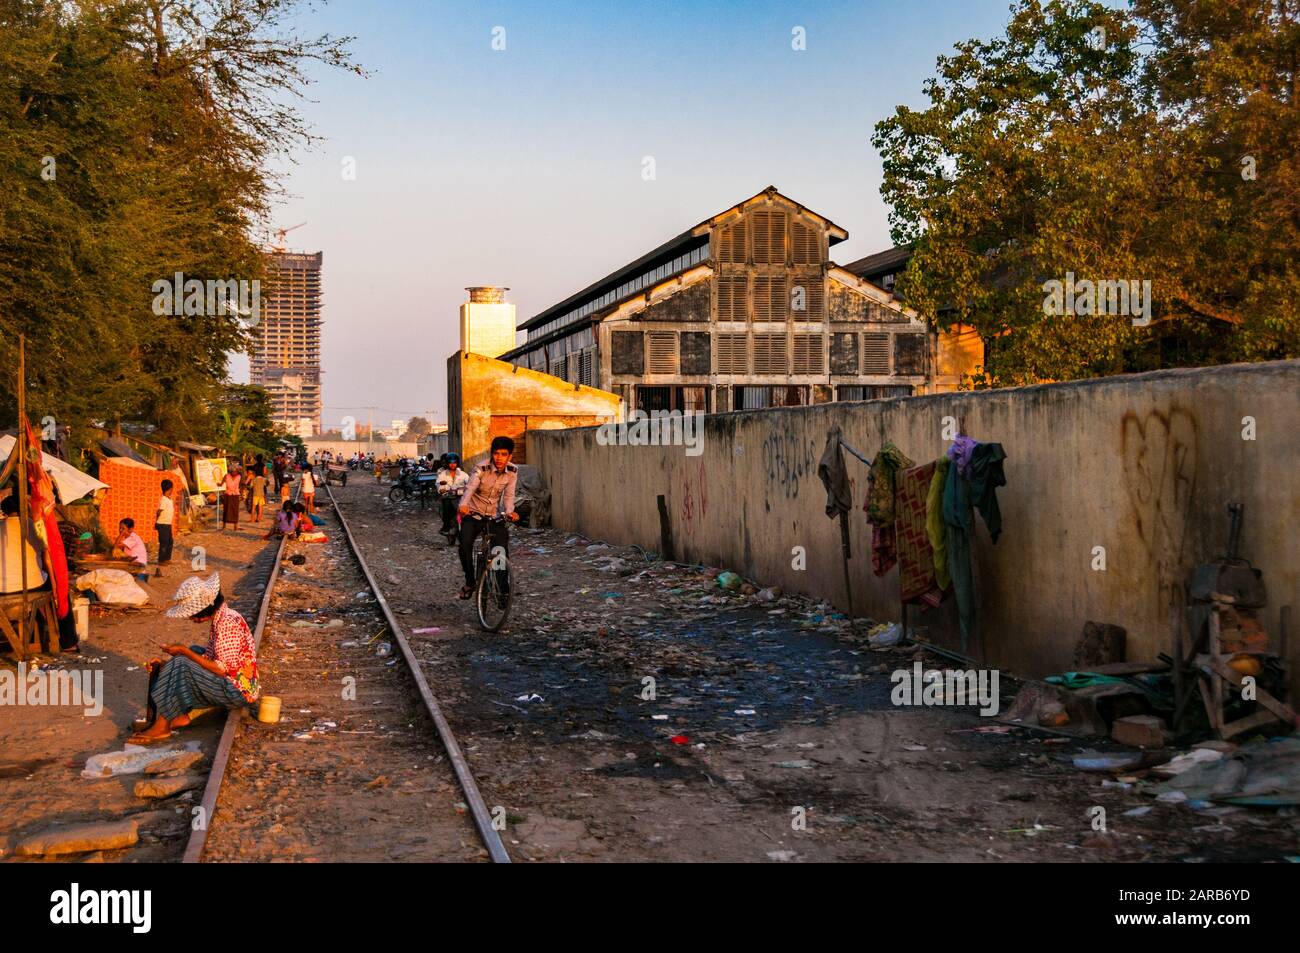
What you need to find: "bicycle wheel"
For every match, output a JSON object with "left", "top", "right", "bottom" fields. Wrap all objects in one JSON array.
[
  {"left": 388, "top": 485, "right": 407, "bottom": 503},
  {"left": 476, "top": 554, "right": 512, "bottom": 632}
]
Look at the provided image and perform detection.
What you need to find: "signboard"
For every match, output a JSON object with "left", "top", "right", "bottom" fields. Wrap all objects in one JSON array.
[{"left": 194, "top": 457, "right": 228, "bottom": 494}]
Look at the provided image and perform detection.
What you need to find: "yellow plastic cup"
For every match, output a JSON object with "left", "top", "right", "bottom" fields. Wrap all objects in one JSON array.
[{"left": 257, "top": 695, "right": 281, "bottom": 724}]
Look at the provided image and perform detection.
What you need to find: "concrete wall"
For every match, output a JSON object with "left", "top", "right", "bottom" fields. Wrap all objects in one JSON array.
[{"left": 531, "top": 360, "right": 1300, "bottom": 686}]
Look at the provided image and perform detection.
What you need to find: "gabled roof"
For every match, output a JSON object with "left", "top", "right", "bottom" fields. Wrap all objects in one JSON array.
[
  {"left": 843, "top": 243, "right": 914, "bottom": 284},
  {"left": 518, "top": 186, "right": 849, "bottom": 334}
]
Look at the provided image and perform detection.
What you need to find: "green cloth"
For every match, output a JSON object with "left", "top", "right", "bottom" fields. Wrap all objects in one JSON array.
[
  {"left": 943, "top": 442, "right": 1007, "bottom": 648},
  {"left": 943, "top": 455, "right": 974, "bottom": 647},
  {"left": 926, "top": 457, "right": 951, "bottom": 590},
  {"left": 866, "top": 442, "right": 913, "bottom": 524}
]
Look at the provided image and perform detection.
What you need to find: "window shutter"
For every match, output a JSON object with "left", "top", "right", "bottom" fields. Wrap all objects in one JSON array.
[
  {"left": 752, "top": 332, "right": 787, "bottom": 375},
  {"left": 550, "top": 355, "right": 567, "bottom": 380},
  {"left": 715, "top": 332, "right": 748, "bottom": 374},
  {"left": 751, "top": 210, "right": 787, "bottom": 264},
  {"left": 718, "top": 220, "right": 747, "bottom": 263},
  {"left": 792, "top": 333, "right": 824, "bottom": 374},
  {"left": 647, "top": 331, "right": 678, "bottom": 374},
  {"left": 792, "top": 220, "right": 820, "bottom": 263},
  {"left": 753, "top": 275, "right": 786, "bottom": 322},
  {"left": 715, "top": 275, "right": 748, "bottom": 322},
  {"left": 863, "top": 332, "right": 890, "bottom": 374}
]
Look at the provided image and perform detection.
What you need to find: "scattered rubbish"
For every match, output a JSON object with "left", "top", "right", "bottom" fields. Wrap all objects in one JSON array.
[
  {"left": 651, "top": 714, "right": 669, "bottom": 721},
  {"left": 515, "top": 693, "right": 545, "bottom": 703},
  {"left": 569, "top": 729, "right": 618, "bottom": 741},
  {"left": 1123, "top": 806, "right": 1153, "bottom": 817},
  {"left": 716, "top": 571, "right": 742, "bottom": 591},
  {"left": 767, "top": 850, "right": 799, "bottom": 862},
  {"left": 1152, "top": 748, "right": 1226, "bottom": 778},
  {"left": 376, "top": 642, "right": 393, "bottom": 658},
  {"left": 867, "top": 622, "right": 903, "bottom": 647},
  {"left": 82, "top": 742, "right": 202, "bottom": 779},
  {"left": 670, "top": 735, "right": 690, "bottom": 745},
  {"left": 902, "top": 744, "right": 928, "bottom": 752},
  {"left": 1150, "top": 737, "right": 1300, "bottom": 807},
  {"left": 411, "top": 627, "right": 442, "bottom": 635},
  {"left": 1072, "top": 751, "right": 1145, "bottom": 772},
  {"left": 775, "top": 759, "right": 814, "bottom": 769},
  {"left": 734, "top": 709, "right": 756, "bottom": 716}
]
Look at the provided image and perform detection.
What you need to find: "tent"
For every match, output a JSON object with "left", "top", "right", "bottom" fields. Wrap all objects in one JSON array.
[{"left": 0, "top": 434, "right": 109, "bottom": 504}]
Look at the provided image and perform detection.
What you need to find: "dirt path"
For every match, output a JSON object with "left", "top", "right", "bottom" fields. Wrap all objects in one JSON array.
[
  {"left": 332, "top": 480, "right": 1300, "bottom": 862},
  {"left": 201, "top": 495, "right": 483, "bottom": 862},
  {"left": 0, "top": 517, "right": 279, "bottom": 862}
]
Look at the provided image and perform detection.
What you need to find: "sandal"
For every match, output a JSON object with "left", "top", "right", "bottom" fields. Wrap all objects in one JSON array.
[
  {"left": 458, "top": 586, "right": 473, "bottom": 600},
  {"left": 127, "top": 731, "right": 173, "bottom": 745}
]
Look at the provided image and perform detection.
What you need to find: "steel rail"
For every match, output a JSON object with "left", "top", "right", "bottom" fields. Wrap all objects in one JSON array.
[
  {"left": 182, "top": 492, "right": 292, "bottom": 864},
  {"left": 323, "top": 479, "right": 511, "bottom": 863}
]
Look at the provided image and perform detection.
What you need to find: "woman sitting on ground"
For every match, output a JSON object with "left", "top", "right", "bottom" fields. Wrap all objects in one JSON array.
[
  {"left": 130, "top": 573, "right": 259, "bottom": 744},
  {"left": 265, "top": 499, "right": 297, "bottom": 539}
]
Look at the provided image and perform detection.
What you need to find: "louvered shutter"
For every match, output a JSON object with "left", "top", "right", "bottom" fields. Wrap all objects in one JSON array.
[
  {"left": 753, "top": 332, "right": 788, "bottom": 375},
  {"left": 863, "top": 333, "right": 890, "bottom": 374},
  {"left": 792, "top": 220, "right": 820, "bottom": 263},
  {"left": 718, "top": 220, "right": 747, "bottom": 263},
  {"left": 715, "top": 275, "right": 748, "bottom": 322},
  {"left": 715, "top": 333, "right": 748, "bottom": 374},
  {"left": 751, "top": 210, "right": 787, "bottom": 264},
  {"left": 647, "top": 331, "right": 678, "bottom": 374},
  {"left": 792, "top": 334, "right": 824, "bottom": 374},
  {"left": 753, "top": 275, "right": 786, "bottom": 322}
]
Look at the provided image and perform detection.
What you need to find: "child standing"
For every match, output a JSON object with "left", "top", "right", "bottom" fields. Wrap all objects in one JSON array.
[
  {"left": 250, "top": 471, "right": 268, "bottom": 523},
  {"left": 155, "top": 480, "right": 175, "bottom": 577}
]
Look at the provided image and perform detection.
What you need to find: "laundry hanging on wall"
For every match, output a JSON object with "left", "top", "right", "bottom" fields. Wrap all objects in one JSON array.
[
  {"left": 864, "top": 442, "right": 913, "bottom": 576},
  {"left": 943, "top": 439, "right": 1008, "bottom": 648},
  {"left": 896, "top": 460, "right": 945, "bottom": 608}
]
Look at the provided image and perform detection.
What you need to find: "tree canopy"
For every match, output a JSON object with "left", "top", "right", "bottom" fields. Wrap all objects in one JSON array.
[
  {"left": 0, "top": 0, "right": 359, "bottom": 452},
  {"left": 873, "top": 0, "right": 1299, "bottom": 385}
]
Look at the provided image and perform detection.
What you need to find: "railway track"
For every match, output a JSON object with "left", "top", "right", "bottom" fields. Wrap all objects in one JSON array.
[{"left": 181, "top": 478, "right": 509, "bottom": 863}]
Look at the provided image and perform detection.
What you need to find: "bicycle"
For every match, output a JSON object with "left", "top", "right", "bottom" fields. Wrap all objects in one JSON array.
[{"left": 469, "top": 514, "right": 512, "bottom": 632}]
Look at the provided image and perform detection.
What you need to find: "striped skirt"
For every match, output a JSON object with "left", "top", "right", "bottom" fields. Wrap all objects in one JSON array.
[{"left": 150, "top": 653, "right": 249, "bottom": 722}]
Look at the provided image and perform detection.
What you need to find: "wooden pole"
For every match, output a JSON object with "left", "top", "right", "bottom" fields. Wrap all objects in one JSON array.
[{"left": 16, "top": 336, "right": 30, "bottom": 655}]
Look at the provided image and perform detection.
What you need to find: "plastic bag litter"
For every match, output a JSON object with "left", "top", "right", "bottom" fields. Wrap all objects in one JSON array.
[
  {"left": 867, "top": 622, "right": 903, "bottom": 647},
  {"left": 75, "top": 569, "right": 149, "bottom": 607},
  {"left": 82, "top": 740, "right": 202, "bottom": 779}
]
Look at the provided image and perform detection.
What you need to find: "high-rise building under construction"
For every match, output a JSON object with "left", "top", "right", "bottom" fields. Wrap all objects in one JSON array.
[{"left": 252, "top": 251, "right": 323, "bottom": 437}]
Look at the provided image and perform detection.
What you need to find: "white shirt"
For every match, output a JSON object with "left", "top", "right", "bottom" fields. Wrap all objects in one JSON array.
[
  {"left": 156, "top": 495, "right": 174, "bottom": 526},
  {"left": 301, "top": 471, "right": 315, "bottom": 492}
]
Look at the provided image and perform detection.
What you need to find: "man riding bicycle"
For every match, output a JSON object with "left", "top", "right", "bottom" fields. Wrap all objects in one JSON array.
[
  {"left": 456, "top": 436, "right": 519, "bottom": 600},
  {"left": 436, "top": 451, "right": 469, "bottom": 540}
]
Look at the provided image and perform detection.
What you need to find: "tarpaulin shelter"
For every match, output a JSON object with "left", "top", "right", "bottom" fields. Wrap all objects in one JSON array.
[{"left": 0, "top": 434, "right": 108, "bottom": 504}]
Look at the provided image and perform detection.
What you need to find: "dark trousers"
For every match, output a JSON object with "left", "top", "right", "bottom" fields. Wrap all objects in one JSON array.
[
  {"left": 458, "top": 516, "right": 508, "bottom": 588},
  {"left": 439, "top": 496, "right": 456, "bottom": 532},
  {"left": 156, "top": 524, "right": 174, "bottom": 564}
]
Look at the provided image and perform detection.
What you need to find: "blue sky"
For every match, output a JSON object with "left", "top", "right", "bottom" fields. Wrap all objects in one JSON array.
[{"left": 232, "top": 0, "right": 1019, "bottom": 427}]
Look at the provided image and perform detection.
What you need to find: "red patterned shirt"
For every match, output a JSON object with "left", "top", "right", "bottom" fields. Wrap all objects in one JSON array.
[{"left": 205, "top": 603, "right": 260, "bottom": 702}]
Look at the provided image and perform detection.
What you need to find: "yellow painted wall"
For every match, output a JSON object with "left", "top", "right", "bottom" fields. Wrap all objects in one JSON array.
[
  {"left": 450, "top": 350, "right": 623, "bottom": 463},
  {"left": 459, "top": 302, "right": 518, "bottom": 360}
]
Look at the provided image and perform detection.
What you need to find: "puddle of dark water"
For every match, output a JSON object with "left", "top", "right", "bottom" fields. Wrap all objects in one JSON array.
[{"left": 462, "top": 606, "right": 897, "bottom": 744}]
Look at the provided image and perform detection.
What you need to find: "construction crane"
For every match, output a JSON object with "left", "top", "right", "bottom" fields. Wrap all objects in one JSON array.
[{"left": 271, "top": 222, "right": 306, "bottom": 251}]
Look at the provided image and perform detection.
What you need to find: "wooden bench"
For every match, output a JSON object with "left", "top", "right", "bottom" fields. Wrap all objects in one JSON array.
[{"left": 0, "top": 590, "right": 59, "bottom": 659}]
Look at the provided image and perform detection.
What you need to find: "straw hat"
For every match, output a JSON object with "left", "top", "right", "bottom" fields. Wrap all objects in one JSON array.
[{"left": 166, "top": 573, "right": 221, "bottom": 619}]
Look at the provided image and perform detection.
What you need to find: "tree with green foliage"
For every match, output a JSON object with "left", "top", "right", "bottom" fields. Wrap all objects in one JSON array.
[
  {"left": 0, "top": 0, "right": 360, "bottom": 453},
  {"left": 873, "top": 0, "right": 1298, "bottom": 386}
]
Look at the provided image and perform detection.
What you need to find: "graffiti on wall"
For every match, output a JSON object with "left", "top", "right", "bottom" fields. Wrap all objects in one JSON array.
[
  {"left": 762, "top": 426, "right": 818, "bottom": 500},
  {"left": 680, "top": 459, "right": 709, "bottom": 534},
  {"left": 1120, "top": 406, "right": 1199, "bottom": 610}
]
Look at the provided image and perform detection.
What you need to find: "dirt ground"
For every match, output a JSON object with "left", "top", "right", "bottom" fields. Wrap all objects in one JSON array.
[
  {"left": 334, "top": 480, "right": 1300, "bottom": 862},
  {"left": 0, "top": 514, "right": 279, "bottom": 862}
]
